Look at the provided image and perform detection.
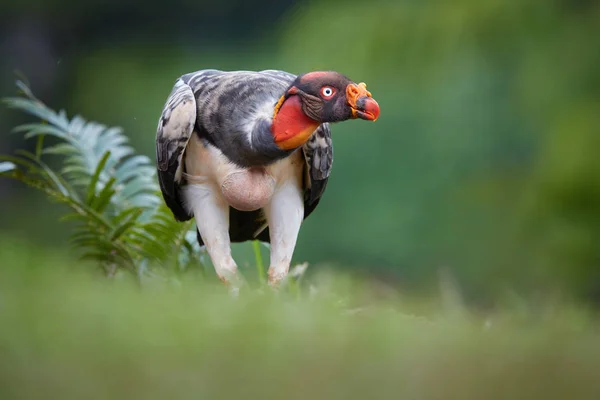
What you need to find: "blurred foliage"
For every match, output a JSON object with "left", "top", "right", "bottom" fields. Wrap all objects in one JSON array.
[
  {"left": 0, "top": 81, "right": 202, "bottom": 278},
  {"left": 284, "top": 0, "right": 600, "bottom": 303},
  {"left": 1, "top": 0, "right": 599, "bottom": 305},
  {"left": 1, "top": 240, "right": 600, "bottom": 399}
]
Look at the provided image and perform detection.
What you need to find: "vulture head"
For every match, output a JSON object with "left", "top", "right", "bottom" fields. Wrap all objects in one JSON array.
[
  {"left": 281, "top": 71, "right": 380, "bottom": 122},
  {"left": 272, "top": 71, "right": 380, "bottom": 149}
]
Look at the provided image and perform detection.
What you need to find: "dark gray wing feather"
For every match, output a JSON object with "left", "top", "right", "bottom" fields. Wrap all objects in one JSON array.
[
  {"left": 156, "top": 77, "right": 198, "bottom": 221},
  {"left": 302, "top": 123, "right": 333, "bottom": 218}
]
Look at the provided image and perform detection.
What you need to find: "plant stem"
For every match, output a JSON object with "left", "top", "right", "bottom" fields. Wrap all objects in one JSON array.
[{"left": 252, "top": 240, "right": 266, "bottom": 285}]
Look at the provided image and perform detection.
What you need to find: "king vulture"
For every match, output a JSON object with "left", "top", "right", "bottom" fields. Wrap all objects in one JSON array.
[{"left": 156, "top": 69, "right": 380, "bottom": 288}]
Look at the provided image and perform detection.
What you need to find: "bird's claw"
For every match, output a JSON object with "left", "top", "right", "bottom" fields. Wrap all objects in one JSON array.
[{"left": 219, "top": 271, "right": 247, "bottom": 298}]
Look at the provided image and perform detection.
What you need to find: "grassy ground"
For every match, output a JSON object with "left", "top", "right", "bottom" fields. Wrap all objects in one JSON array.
[{"left": 1, "top": 239, "right": 600, "bottom": 400}]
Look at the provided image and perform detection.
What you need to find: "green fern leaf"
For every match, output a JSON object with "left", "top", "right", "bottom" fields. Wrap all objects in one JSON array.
[
  {"left": 86, "top": 151, "right": 111, "bottom": 205},
  {"left": 2, "top": 79, "right": 203, "bottom": 279},
  {"left": 92, "top": 177, "right": 117, "bottom": 213},
  {"left": 44, "top": 143, "right": 79, "bottom": 156},
  {"left": 110, "top": 209, "right": 143, "bottom": 241}
]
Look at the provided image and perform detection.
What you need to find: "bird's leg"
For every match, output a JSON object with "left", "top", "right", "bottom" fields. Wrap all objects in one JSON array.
[
  {"left": 184, "top": 184, "right": 243, "bottom": 289},
  {"left": 264, "top": 182, "right": 304, "bottom": 287}
]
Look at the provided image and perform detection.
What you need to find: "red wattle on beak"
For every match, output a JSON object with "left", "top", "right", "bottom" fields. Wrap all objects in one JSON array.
[
  {"left": 346, "top": 82, "right": 380, "bottom": 121},
  {"left": 358, "top": 97, "right": 380, "bottom": 121}
]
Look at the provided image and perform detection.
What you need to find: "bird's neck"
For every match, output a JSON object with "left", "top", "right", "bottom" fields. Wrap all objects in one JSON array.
[{"left": 271, "top": 95, "right": 320, "bottom": 150}]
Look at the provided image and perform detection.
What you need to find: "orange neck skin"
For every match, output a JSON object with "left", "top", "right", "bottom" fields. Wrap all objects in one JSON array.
[{"left": 271, "top": 95, "right": 320, "bottom": 150}]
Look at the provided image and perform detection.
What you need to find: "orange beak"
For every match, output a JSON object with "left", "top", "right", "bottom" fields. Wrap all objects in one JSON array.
[{"left": 346, "top": 82, "right": 380, "bottom": 121}]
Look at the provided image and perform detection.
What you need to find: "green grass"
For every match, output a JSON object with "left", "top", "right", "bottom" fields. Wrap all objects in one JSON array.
[{"left": 1, "top": 239, "right": 600, "bottom": 400}]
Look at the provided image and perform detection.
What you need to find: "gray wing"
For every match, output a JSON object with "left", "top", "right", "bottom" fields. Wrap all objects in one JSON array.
[
  {"left": 185, "top": 69, "right": 295, "bottom": 167},
  {"left": 155, "top": 76, "right": 201, "bottom": 221},
  {"left": 302, "top": 123, "right": 334, "bottom": 219},
  {"left": 259, "top": 69, "right": 297, "bottom": 82}
]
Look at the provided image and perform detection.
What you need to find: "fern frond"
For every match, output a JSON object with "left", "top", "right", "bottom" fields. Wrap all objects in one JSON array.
[
  {"left": 1, "top": 80, "right": 202, "bottom": 279},
  {"left": 0, "top": 162, "right": 16, "bottom": 173}
]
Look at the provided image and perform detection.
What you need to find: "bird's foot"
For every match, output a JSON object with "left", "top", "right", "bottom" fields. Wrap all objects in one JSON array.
[
  {"left": 267, "top": 268, "right": 288, "bottom": 289},
  {"left": 219, "top": 271, "right": 247, "bottom": 298},
  {"left": 267, "top": 263, "right": 308, "bottom": 292}
]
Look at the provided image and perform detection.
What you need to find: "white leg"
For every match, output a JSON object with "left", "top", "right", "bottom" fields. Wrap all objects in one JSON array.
[
  {"left": 182, "top": 183, "right": 242, "bottom": 288},
  {"left": 264, "top": 182, "right": 304, "bottom": 286}
]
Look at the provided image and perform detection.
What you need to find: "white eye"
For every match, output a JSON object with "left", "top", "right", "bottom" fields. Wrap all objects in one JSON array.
[{"left": 321, "top": 87, "right": 335, "bottom": 98}]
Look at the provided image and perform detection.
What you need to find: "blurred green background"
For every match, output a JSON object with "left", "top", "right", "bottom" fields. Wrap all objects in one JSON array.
[{"left": 1, "top": 0, "right": 599, "bottom": 305}]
